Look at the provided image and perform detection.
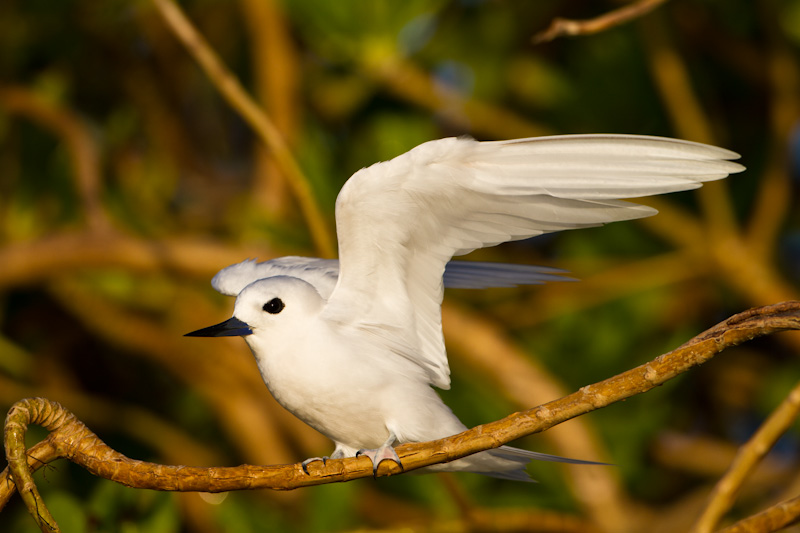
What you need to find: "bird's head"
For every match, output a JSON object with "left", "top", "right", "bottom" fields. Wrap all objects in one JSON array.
[{"left": 185, "top": 276, "right": 325, "bottom": 339}]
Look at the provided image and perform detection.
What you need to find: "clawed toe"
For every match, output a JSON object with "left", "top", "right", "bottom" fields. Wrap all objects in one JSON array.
[
  {"left": 356, "top": 445, "right": 404, "bottom": 477},
  {"left": 300, "top": 456, "right": 328, "bottom": 475}
]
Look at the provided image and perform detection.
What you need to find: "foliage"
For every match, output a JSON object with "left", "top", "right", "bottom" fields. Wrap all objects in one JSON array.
[{"left": 1, "top": 0, "right": 799, "bottom": 531}]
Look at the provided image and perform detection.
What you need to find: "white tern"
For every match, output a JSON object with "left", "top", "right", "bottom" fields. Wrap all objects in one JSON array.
[{"left": 186, "top": 134, "right": 744, "bottom": 481}]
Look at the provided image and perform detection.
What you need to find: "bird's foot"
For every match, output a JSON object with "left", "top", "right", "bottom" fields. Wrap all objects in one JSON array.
[
  {"left": 356, "top": 445, "right": 404, "bottom": 477},
  {"left": 300, "top": 456, "right": 328, "bottom": 475}
]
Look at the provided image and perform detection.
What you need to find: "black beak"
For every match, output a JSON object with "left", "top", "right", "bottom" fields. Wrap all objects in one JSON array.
[{"left": 185, "top": 317, "right": 253, "bottom": 337}]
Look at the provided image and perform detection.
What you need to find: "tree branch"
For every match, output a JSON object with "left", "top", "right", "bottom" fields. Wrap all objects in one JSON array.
[
  {"left": 533, "top": 0, "right": 669, "bottom": 44},
  {"left": 4, "top": 302, "right": 800, "bottom": 532}
]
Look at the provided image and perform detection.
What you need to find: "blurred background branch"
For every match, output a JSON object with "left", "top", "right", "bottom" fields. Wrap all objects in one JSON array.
[
  {"left": 532, "top": 0, "right": 669, "bottom": 44},
  {"left": 150, "top": 0, "right": 335, "bottom": 257},
  {"left": 0, "top": 0, "right": 798, "bottom": 531},
  {"left": 691, "top": 378, "right": 800, "bottom": 532}
]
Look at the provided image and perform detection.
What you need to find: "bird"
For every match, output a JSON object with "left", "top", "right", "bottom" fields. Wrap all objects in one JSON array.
[{"left": 186, "top": 134, "right": 744, "bottom": 481}]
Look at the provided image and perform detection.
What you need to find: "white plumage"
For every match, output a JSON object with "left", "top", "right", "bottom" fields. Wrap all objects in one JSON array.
[{"left": 187, "top": 134, "right": 744, "bottom": 481}]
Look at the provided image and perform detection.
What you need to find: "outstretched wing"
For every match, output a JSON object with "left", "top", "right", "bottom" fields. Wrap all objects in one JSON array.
[
  {"left": 323, "top": 134, "right": 744, "bottom": 389},
  {"left": 212, "top": 257, "right": 571, "bottom": 297}
]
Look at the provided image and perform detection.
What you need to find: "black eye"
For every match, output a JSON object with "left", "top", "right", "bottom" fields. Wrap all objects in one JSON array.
[{"left": 262, "top": 298, "right": 285, "bottom": 314}]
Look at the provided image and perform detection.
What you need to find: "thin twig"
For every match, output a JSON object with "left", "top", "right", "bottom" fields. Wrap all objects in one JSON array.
[
  {"left": 148, "top": 0, "right": 335, "bottom": 258},
  {"left": 690, "top": 380, "right": 800, "bottom": 532},
  {"left": 239, "top": 0, "right": 300, "bottom": 216},
  {"left": 532, "top": 0, "right": 669, "bottom": 44},
  {"left": 4, "top": 303, "right": 800, "bottom": 532},
  {"left": 717, "top": 494, "right": 800, "bottom": 532}
]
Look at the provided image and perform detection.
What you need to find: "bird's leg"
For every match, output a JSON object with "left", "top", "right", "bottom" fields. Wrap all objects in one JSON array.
[{"left": 356, "top": 432, "right": 404, "bottom": 477}]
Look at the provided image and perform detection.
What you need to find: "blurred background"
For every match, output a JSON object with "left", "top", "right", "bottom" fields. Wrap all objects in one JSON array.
[{"left": 1, "top": 0, "right": 799, "bottom": 531}]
